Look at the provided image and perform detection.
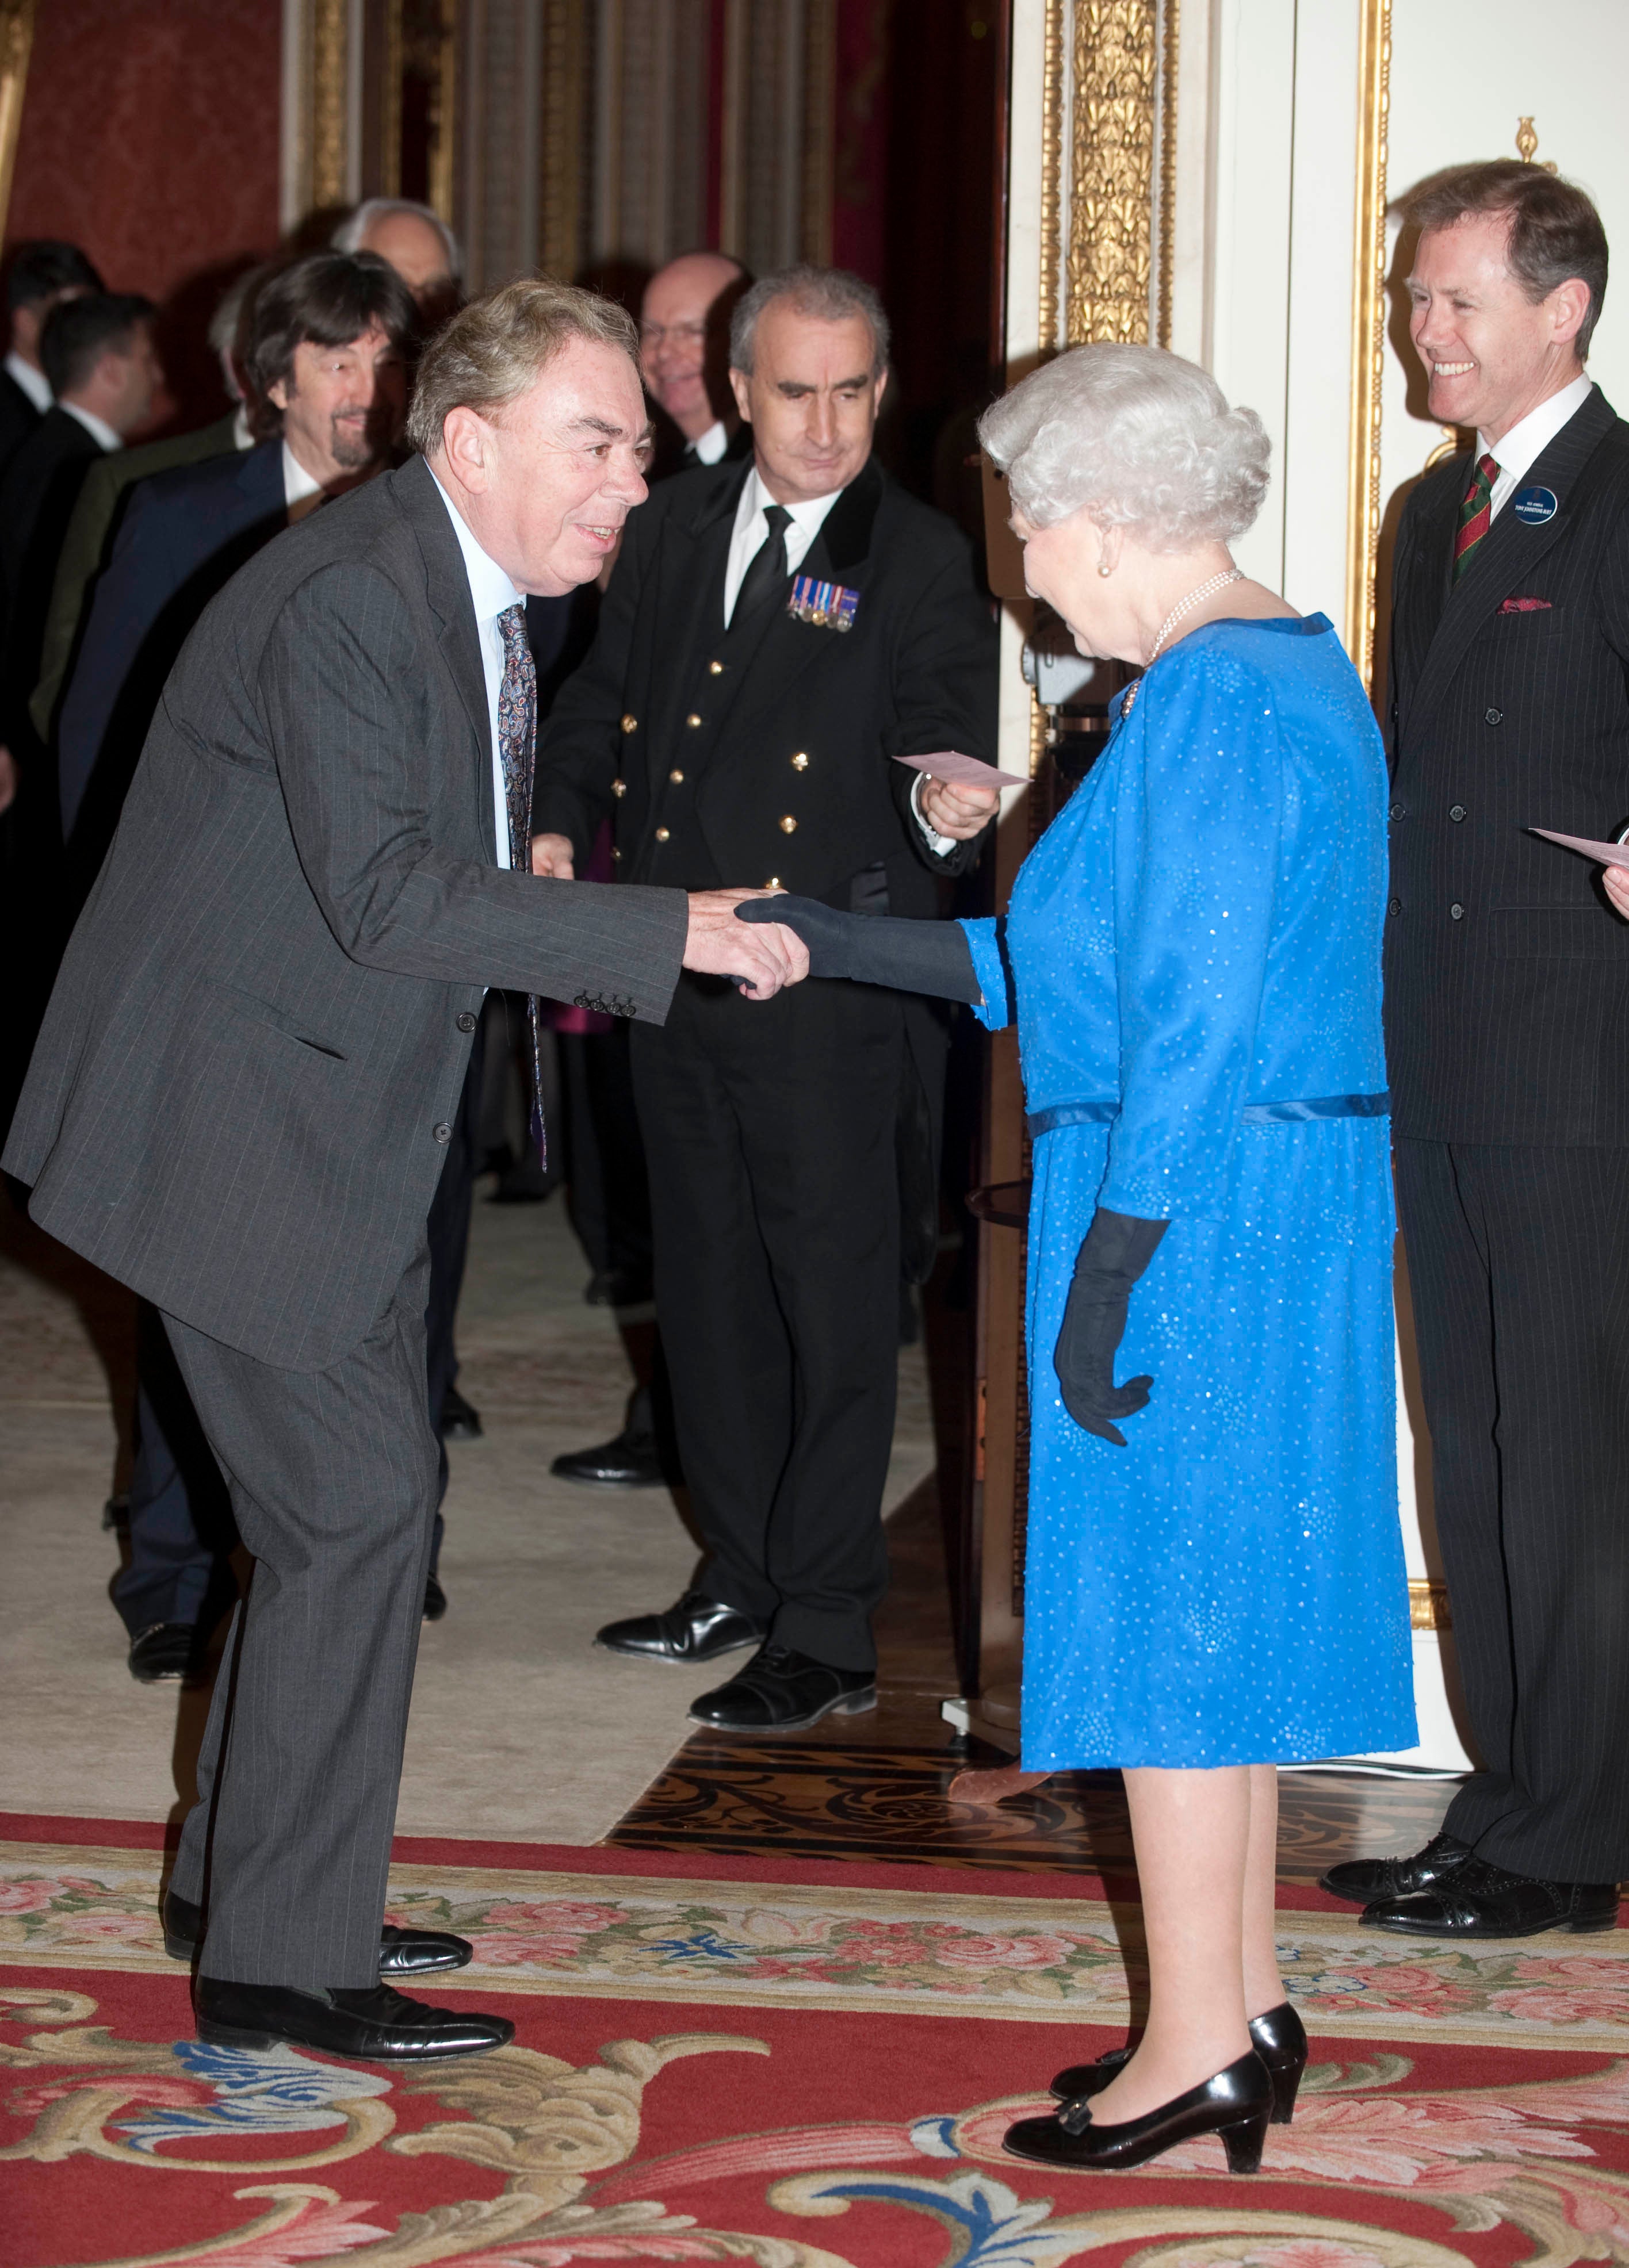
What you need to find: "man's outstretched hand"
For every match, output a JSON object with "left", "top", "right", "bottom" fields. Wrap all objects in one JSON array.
[{"left": 685, "top": 888, "right": 809, "bottom": 999}]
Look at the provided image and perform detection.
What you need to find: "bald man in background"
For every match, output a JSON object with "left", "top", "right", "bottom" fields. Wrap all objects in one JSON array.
[
  {"left": 640, "top": 251, "right": 750, "bottom": 473},
  {"left": 333, "top": 198, "right": 462, "bottom": 328}
]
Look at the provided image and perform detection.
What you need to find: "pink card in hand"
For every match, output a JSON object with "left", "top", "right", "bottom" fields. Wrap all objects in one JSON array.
[
  {"left": 1530, "top": 827, "right": 1629, "bottom": 870},
  {"left": 895, "top": 749, "right": 1030, "bottom": 791}
]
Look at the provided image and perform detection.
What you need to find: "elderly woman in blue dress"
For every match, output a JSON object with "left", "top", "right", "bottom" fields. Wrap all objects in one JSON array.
[{"left": 741, "top": 340, "right": 1416, "bottom": 2177}]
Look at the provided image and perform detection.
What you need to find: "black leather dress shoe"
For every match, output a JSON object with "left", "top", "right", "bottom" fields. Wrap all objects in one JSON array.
[
  {"left": 596, "top": 1589, "right": 766, "bottom": 1663},
  {"left": 584, "top": 1267, "right": 653, "bottom": 1308},
  {"left": 1320, "top": 1828, "right": 1472, "bottom": 1904},
  {"left": 552, "top": 1422, "right": 664, "bottom": 1489},
  {"left": 194, "top": 1976, "right": 511, "bottom": 2060},
  {"left": 1005, "top": 2049, "right": 1274, "bottom": 2175},
  {"left": 1361, "top": 1858, "right": 1620, "bottom": 1939},
  {"left": 439, "top": 1384, "right": 483, "bottom": 1441},
  {"left": 689, "top": 1641, "right": 877, "bottom": 1731},
  {"left": 423, "top": 1574, "right": 448, "bottom": 1621},
  {"left": 128, "top": 1623, "right": 204, "bottom": 1684},
  {"left": 1051, "top": 2001, "right": 1307, "bottom": 2125},
  {"left": 163, "top": 1892, "right": 472, "bottom": 1976}
]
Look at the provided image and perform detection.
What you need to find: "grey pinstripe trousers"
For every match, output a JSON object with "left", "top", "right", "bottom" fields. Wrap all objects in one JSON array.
[
  {"left": 162, "top": 1248, "right": 439, "bottom": 1987},
  {"left": 1396, "top": 1139, "right": 1629, "bottom": 1884}
]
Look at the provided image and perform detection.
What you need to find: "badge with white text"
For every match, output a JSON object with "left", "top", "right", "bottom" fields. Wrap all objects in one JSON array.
[
  {"left": 787, "top": 574, "right": 860, "bottom": 631},
  {"left": 1512, "top": 485, "right": 1559, "bottom": 525}
]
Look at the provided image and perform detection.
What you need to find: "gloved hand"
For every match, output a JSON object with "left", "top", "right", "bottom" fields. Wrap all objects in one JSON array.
[
  {"left": 736, "top": 895, "right": 983, "bottom": 1004},
  {"left": 1054, "top": 1207, "right": 1168, "bottom": 1446}
]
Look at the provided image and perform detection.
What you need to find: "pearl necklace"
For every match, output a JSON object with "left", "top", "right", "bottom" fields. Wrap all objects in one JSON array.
[{"left": 1120, "top": 567, "right": 1244, "bottom": 715}]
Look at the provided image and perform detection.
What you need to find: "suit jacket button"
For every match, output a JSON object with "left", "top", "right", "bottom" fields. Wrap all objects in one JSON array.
[
  {"left": 779, "top": 815, "right": 797, "bottom": 833},
  {"left": 1388, "top": 800, "right": 1405, "bottom": 819},
  {"left": 621, "top": 714, "right": 638, "bottom": 733},
  {"left": 1388, "top": 898, "right": 1402, "bottom": 916},
  {"left": 1450, "top": 803, "right": 1466, "bottom": 822},
  {"left": 1450, "top": 902, "right": 1465, "bottom": 920},
  {"left": 433, "top": 1122, "right": 452, "bottom": 1143},
  {"left": 655, "top": 826, "right": 671, "bottom": 841},
  {"left": 456, "top": 1010, "right": 477, "bottom": 1032},
  {"left": 1485, "top": 707, "right": 1503, "bottom": 725}
]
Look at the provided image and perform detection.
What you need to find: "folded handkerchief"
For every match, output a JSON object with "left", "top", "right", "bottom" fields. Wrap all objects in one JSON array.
[{"left": 1499, "top": 596, "right": 1552, "bottom": 612}]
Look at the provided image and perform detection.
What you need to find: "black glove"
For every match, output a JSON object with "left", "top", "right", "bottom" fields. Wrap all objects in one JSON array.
[
  {"left": 1054, "top": 1208, "right": 1169, "bottom": 1446},
  {"left": 736, "top": 895, "right": 982, "bottom": 1003}
]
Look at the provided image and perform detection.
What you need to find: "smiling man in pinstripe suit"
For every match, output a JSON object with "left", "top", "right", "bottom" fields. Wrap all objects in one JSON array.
[{"left": 1321, "top": 163, "right": 1628, "bottom": 1939}]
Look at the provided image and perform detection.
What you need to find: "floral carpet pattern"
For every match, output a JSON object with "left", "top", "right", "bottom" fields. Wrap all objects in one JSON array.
[
  {"left": 5, "top": 1840, "right": 1628, "bottom": 2049},
  {"left": 5, "top": 1835, "right": 1629, "bottom": 2267}
]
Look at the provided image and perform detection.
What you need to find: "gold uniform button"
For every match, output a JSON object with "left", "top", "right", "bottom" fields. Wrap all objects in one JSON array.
[
  {"left": 766, "top": 876, "right": 782, "bottom": 888},
  {"left": 654, "top": 826, "right": 671, "bottom": 842},
  {"left": 686, "top": 712, "right": 702, "bottom": 728},
  {"left": 708, "top": 659, "right": 724, "bottom": 675},
  {"left": 779, "top": 815, "right": 798, "bottom": 834},
  {"left": 670, "top": 768, "right": 685, "bottom": 783},
  {"left": 611, "top": 778, "right": 627, "bottom": 797},
  {"left": 790, "top": 751, "right": 809, "bottom": 771},
  {"left": 611, "top": 846, "right": 623, "bottom": 861},
  {"left": 620, "top": 713, "right": 637, "bottom": 734}
]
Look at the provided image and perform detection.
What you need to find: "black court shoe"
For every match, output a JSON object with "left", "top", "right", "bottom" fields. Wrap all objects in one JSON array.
[
  {"left": 164, "top": 1892, "right": 472, "bottom": 1977},
  {"left": 1051, "top": 2001, "right": 1307, "bottom": 2125},
  {"left": 1005, "top": 2049, "right": 1273, "bottom": 2175}
]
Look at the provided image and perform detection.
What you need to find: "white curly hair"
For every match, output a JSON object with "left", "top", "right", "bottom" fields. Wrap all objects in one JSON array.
[{"left": 978, "top": 342, "right": 1270, "bottom": 550}]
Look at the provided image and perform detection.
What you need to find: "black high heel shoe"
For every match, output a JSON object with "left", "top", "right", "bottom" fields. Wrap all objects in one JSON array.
[
  {"left": 1050, "top": 2001, "right": 1307, "bottom": 2125},
  {"left": 1005, "top": 2048, "right": 1273, "bottom": 2175}
]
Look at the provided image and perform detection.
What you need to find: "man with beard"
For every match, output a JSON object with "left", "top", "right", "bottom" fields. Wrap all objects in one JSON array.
[{"left": 53, "top": 250, "right": 420, "bottom": 1688}]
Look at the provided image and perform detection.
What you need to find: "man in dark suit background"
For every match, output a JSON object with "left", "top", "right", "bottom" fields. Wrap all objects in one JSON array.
[
  {"left": 1322, "top": 163, "right": 1629, "bottom": 1939},
  {"left": 639, "top": 248, "right": 751, "bottom": 473},
  {"left": 0, "top": 239, "right": 103, "bottom": 477},
  {"left": 53, "top": 251, "right": 419, "bottom": 1685},
  {"left": 533, "top": 265, "right": 999, "bottom": 1731},
  {"left": 5, "top": 278, "right": 806, "bottom": 2062}
]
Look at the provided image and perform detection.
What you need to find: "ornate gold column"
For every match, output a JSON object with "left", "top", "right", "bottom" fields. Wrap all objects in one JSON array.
[{"left": 0, "top": 0, "right": 37, "bottom": 241}]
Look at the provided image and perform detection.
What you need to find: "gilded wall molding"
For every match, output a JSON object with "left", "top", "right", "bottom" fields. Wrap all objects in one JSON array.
[
  {"left": 310, "top": 0, "right": 351, "bottom": 208},
  {"left": 1344, "top": 0, "right": 1391, "bottom": 686},
  {"left": 1156, "top": 0, "right": 1176, "bottom": 350},
  {"left": 0, "top": 0, "right": 34, "bottom": 242},
  {"left": 1065, "top": 0, "right": 1157, "bottom": 347},
  {"left": 1036, "top": 0, "right": 1065, "bottom": 354}
]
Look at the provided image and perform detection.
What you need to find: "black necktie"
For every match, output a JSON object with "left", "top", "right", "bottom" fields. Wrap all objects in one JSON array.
[{"left": 732, "top": 503, "right": 793, "bottom": 625}]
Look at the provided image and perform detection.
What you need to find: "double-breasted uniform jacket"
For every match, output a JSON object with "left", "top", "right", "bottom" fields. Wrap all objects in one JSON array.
[
  {"left": 531, "top": 453, "right": 998, "bottom": 912},
  {"left": 1384, "top": 384, "right": 1629, "bottom": 1143}
]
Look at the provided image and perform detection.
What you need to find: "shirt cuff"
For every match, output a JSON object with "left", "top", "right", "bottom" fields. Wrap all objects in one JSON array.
[{"left": 909, "top": 768, "right": 959, "bottom": 859}]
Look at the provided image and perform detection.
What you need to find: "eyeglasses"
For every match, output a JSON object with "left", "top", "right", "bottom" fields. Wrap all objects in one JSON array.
[{"left": 638, "top": 320, "right": 709, "bottom": 349}]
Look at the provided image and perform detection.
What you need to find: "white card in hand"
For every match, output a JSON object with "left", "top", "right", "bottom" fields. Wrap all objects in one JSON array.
[
  {"left": 1529, "top": 827, "right": 1629, "bottom": 870},
  {"left": 894, "top": 749, "right": 1030, "bottom": 791}
]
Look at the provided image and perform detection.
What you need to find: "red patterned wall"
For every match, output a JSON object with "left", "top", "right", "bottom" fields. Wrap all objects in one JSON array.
[{"left": 4, "top": 0, "right": 282, "bottom": 423}]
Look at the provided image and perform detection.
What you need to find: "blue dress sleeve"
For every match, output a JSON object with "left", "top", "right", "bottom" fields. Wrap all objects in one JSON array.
[
  {"left": 958, "top": 916, "right": 1012, "bottom": 1030},
  {"left": 1099, "top": 648, "right": 1282, "bottom": 1221}
]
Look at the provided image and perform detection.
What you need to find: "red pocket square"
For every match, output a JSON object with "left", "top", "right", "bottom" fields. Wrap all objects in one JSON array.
[{"left": 1500, "top": 596, "right": 1552, "bottom": 612}]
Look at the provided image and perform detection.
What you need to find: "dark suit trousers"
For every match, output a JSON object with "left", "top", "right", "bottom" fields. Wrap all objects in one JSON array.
[
  {"left": 630, "top": 974, "right": 901, "bottom": 1670},
  {"left": 163, "top": 1247, "right": 439, "bottom": 1987},
  {"left": 1395, "top": 1138, "right": 1629, "bottom": 1882}
]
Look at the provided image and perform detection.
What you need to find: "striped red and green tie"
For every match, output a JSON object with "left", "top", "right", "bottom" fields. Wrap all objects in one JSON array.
[{"left": 1453, "top": 451, "right": 1499, "bottom": 581}]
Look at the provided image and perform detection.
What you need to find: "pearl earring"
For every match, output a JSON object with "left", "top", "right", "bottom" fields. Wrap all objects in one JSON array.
[{"left": 1098, "top": 559, "right": 1113, "bottom": 577}]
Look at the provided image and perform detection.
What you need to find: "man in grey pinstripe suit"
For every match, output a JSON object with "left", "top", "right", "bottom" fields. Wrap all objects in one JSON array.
[{"left": 3, "top": 280, "right": 806, "bottom": 2062}]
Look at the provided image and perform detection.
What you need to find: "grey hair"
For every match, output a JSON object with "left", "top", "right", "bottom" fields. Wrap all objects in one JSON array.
[
  {"left": 406, "top": 277, "right": 638, "bottom": 457},
  {"left": 333, "top": 197, "right": 462, "bottom": 281},
  {"left": 977, "top": 343, "right": 1270, "bottom": 549},
  {"left": 730, "top": 263, "right": 890, "bottom": 378}
]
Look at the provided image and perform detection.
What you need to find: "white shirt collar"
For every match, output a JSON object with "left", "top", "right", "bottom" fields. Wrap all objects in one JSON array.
[
  {"left": 429, "top": 468, "right": 525, "bottom": 621},
  {"left": 737, "top": 462, "right": 844, "bottom": 545},
  {"left": 690, "top": 418, "right": 730, "bottom": 465},
  {"left": 232, "top": 405, "right": 254, "bottom": 450},
  {"left": 5, "top": 351, "right": 51, "bottom": 412},
  {"left": 59, "top": 399, "right": 121, "bottom": 452},
  {"left": 281, "top": 440, "right": 324, "bottom": 511},
  {"left": 1480, "top": 372, "right": 1594, "bottom": 501}
]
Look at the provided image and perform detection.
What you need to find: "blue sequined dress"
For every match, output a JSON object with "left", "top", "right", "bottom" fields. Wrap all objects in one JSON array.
[{"left": 961, "top": 616, "right": 1416, "bottom": 1769}]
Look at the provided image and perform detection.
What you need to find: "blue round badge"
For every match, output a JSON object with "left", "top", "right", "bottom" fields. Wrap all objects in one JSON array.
[{"left": 1512, "top": 485, "right": 1558, "bottom": 524}]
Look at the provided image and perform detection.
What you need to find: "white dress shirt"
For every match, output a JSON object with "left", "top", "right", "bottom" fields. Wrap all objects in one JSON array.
[
  {"left": 281, "top": 441, "right": 324, "bottom": 511},
  {"left": 1481, "top": 371, "right": 1593, "bottom": 518},
  {"left": 690, "top": 418, "right": 731, "bottom": 466},
  {"left": 431, "top": 471, "right": 526, "bottom": 869},
  {"left": 4, "top": 350, "right": 51, "bottom": 412},
  {"left": 59, "top": 399, "right": 121, "bottom": 452}
]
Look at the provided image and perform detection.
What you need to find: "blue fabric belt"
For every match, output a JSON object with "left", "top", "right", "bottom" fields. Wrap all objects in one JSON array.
[{"left": 1024, "top": 1092, "right": 1391, "bottom": 1138}]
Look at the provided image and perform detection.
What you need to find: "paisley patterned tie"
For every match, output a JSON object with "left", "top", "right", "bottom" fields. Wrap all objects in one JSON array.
[{"left": 497, "top": 603, "right": 546, "bottom": 1165}]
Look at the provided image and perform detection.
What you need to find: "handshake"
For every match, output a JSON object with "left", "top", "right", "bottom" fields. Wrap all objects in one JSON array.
[{"left": 529, "top": 833, "right": 808, "bottom": 1001}]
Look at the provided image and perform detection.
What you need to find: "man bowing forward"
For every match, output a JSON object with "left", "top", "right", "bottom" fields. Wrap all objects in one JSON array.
[{"left": 3, "top": 282, "right": 806, "bottom": 2063}]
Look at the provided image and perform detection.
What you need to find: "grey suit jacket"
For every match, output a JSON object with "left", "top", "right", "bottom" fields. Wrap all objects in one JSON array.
[{"left": 4, "top": 454, "right": 689, "bottom": 1368}]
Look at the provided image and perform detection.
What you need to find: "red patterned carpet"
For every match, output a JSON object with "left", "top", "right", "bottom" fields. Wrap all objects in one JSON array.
[{"left": 5, "top": 1813, "right": 1629, "bottom": 2267}]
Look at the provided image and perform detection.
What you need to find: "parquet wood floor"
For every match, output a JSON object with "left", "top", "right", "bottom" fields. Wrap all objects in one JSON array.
[{"left": 605, "top": 1477, "right": 1459, "bottom": 1879}]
